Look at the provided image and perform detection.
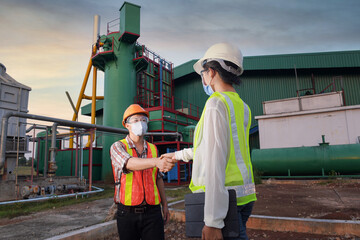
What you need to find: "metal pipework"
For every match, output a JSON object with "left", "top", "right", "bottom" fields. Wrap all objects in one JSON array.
[
  {"left": 93, "top": 15, "right": 100, "bottom": 44},
  {"left": 26, "top": 125, "right": 47, "bottom": 133},
  {"left": 0, "top": 186, "right": 104, "bottom": 205},
  {"left": 0, "top": 112, "right": 181, "bottom": 170},
  {"left": 48, "top": 123, "right": 58, "bottom": 177}
]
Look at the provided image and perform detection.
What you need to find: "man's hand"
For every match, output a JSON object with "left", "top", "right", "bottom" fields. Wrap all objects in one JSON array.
[
  {"left": 162, "top": 204, "right": 170, "bottom": 224},
  {"left": 202, "top": 225, "right": 223, "bottom": 240},
  {"left": 155, "top": 157, "right": 176, "bottom": 172}
]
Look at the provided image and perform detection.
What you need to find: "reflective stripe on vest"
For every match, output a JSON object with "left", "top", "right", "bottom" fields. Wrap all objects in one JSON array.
[
  {"left": 118, "top": 139, "right": 161, "bottom": 206},
  {"left": 190, "top": 92, "right": 256, "bottom": 205}
]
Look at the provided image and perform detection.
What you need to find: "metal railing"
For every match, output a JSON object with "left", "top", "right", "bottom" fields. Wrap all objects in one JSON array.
[{"left": 107, "top": 18, "right": 120, "bottom": 34}]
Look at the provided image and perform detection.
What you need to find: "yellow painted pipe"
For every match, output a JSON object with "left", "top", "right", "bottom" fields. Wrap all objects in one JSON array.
[
  {"left": 86, "top": 67, "right": 98, "bottom": 147},
  {"left": 69, "top": 58, "right": 93, "bottom": 148},
  {"left": 83, "top": 94, "right": 104, "bottom": 100}
]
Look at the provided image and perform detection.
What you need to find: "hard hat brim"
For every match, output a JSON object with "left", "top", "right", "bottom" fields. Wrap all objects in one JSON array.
[{"left": 193, "top": 58, "right": 205, "bottom": 75}]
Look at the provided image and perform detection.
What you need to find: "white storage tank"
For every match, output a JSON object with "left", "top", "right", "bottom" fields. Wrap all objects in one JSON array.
[
  {"left": 0, "top": 63, "right": 31, "bottom": 137},
  {"left": 0, "top": 63, "right": 31, "bottom": 180}
]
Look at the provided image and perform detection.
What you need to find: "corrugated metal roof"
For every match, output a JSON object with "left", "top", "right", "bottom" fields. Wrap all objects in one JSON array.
[
  {"left": 174, "top": 59, "right": 197, "bottom": 79},
  {"left": 174, "top": 50, "right": 360, "bottom": 79},
  {"left": 245, "top": 50, "right": 360, "bottom": 70}
]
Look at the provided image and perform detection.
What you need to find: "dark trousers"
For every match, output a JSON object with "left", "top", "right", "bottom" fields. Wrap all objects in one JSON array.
[
  {"left": 225, "top": 201, "right": 255, "bottom": 240},
  {"left": 116, "top": 203, "right": 164, "bottom": 240}
]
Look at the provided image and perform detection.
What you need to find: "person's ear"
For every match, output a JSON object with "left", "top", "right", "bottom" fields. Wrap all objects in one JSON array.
[{"left": 209, "top": 68, "right": 216, "bottom": 79}]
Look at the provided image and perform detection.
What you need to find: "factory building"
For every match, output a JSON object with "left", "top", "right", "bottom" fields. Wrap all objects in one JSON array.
[
  {"left": 76, "top": 2, "right": 360, "bottom": 181},
  {"left": 80, "top": 49, "right": 360, "bottom": 180},
  {"left": 175, "top": 51, "right": 360, "bottom": 177}
]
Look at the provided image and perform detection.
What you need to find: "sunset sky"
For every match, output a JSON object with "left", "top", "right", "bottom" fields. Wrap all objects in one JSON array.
[{"left": 1, "top": 0, "right": 359, "bottom": 125}]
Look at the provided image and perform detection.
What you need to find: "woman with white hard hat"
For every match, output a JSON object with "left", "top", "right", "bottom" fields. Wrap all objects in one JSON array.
[{"left": 162, "top": 43, "right": 257, "bottom": 240}]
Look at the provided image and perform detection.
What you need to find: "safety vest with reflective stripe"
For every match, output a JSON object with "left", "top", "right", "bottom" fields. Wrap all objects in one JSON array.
[
  {"left": 190, "top": 92, "right": 257, "bottom": 206},
  {"left": 115, "top": 139, "right": 161, "bottom": 206}
]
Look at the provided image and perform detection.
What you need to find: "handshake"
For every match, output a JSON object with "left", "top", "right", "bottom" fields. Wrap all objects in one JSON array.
[{"left": 156, "top": 152, "right": 177, "bottom": 173}]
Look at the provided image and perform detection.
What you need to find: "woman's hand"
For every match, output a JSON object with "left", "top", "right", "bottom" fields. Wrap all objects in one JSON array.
[{"left": 160, "top": 152, "right": 176, "bottom": 160}]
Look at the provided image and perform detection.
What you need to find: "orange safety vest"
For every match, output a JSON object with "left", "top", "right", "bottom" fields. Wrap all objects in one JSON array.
[{"left": 112, "top": 139, "right": 161, "bottom": 206}]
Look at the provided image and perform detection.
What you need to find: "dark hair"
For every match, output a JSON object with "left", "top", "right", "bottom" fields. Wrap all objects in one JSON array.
[{"left": 203, "top": 60, "right": 242, "bottom": 85}]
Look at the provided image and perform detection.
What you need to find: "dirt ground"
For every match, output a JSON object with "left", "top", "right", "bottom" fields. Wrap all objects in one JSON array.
[
  {"left": 164, "top": 179, "right": 360, "bottom": 240},
  {"left": 162, "top": 221, "right": 360, "bottom": 240},
  {"left": 253, "top": 179, "right": 360, "bottom": 220},
  {"left": 105, "top": 220, "right": 359, "bottom": 240},
  {"left": 0, "top": 179, "right": 359, "bottom": 239}
]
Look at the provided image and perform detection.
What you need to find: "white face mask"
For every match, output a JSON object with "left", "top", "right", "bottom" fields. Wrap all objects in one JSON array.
[{"left": 130, "top": 121, "right": 148, "bottom": 136}]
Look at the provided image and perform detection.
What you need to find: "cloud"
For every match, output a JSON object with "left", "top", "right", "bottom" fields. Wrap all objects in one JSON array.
[{"left": 1, "top": 0, "right": 360, "bottom": 124}]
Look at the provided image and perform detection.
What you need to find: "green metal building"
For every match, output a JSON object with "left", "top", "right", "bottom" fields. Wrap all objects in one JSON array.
[
  {"left": 80, "top": 50, "right": 360, "bottom": 180},
  {"left": 174, "top": 50, "right": 360, "bottom": 149}
]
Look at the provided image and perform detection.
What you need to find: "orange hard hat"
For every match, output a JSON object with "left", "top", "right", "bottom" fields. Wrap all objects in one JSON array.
[{"left": 122, "top": 104, "right": 149, "bottom": 127}]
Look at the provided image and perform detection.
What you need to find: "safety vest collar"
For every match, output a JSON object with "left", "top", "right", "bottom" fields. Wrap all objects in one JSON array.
[{"left": 125, "top": 135, "right": 148, "bottom": 152}]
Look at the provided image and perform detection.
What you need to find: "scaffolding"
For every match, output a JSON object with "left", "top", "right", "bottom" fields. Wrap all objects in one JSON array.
[{"left": 133, "top": 43, "right": 200, "bottom": 185}]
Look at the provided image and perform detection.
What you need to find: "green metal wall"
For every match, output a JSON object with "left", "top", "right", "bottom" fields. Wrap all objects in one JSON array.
[
  {"left": 174, "top": 65, "right": 360, "bottom": 130},
  {"left": 237, "top": 67, "right": 360, "bottom": 128},
  {"left": 174, "top": 74, "right": 207, "bottom": 117}
]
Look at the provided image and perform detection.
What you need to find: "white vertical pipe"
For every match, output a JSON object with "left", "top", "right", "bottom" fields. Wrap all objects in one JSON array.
[{"left": 93, "top": 15, "right": 100, "bottom": 44}]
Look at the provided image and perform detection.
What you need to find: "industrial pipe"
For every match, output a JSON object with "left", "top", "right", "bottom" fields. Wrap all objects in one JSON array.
[
  {"left": 0, "top": 112, "right": 181, "bottom": 169},
  {"left": 0, "top": 186, "right": 104, "bottom": 205},
  {"left": 0, "top": 112, "right": 181, "bottom": 170},
  {"left": 44, "top": 126, "right": 49, "bottom": 178},
  {"left": 0, "top": 112, "right": 10, "bottom": 170},
  {"left": 48, "top": 123, "right": 58, "bottom": 177},
  {"left": 26, "top": 125, "right": 47, "bottom": 133},
  {"left": 69, "top": 58, "right": 93, "bottom": 148}
]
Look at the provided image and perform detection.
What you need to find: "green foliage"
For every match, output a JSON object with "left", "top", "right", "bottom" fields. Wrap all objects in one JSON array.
[
  {"left": 18, "top": 157, "right": 27, "bottom": 166},
  {"left": 328, "top": 169, "right": 340, "bottom": 177}
]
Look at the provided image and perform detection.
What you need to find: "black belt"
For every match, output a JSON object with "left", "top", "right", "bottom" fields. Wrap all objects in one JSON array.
[{"left": 118, "top": 203, "right": 159, "bottom": 214}]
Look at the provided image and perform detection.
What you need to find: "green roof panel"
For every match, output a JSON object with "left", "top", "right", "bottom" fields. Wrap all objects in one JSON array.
[{"left": 175, "top": 50, "right": 360, "bottom": 77}]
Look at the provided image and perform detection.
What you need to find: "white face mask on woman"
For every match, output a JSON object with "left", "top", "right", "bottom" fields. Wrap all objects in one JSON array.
[{"left": 130, "top": 121, "right": 148, "bottom": 136}]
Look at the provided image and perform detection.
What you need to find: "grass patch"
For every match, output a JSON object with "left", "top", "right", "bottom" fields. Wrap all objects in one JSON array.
[
  {"left": 0, "top": 185, "right": 114, "bottom": 219},
  {"left": 165, "top": 186, "right": 191, "bottom": 202},
  {"left": 15, "top": 166, "right": 34, "bottom": 175}
]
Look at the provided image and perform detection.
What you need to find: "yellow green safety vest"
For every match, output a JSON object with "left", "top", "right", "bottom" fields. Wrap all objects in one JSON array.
[{"left": 190, "top": 92, "right": 257, "bottom": 205}]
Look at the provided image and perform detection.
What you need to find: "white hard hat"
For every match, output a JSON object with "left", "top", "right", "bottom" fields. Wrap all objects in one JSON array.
[{"left": 193, "top": 42, "right": 244, "bottom": 76}]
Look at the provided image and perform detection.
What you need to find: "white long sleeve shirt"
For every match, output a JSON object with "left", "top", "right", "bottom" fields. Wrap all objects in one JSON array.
[{"left": 175, "top": 95, "right": 231, "bottom": 229}]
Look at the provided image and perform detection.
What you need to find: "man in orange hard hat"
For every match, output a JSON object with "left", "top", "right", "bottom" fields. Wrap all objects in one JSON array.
[{"left": 110, "top": 104, "right": 175, "bottom": 240}]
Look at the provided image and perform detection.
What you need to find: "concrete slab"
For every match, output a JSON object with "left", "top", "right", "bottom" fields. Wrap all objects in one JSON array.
[{"left": 0, "top": 198, "right": 112, "bottom": 240}]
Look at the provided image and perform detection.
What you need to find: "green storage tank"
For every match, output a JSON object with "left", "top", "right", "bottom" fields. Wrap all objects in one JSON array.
[
  {"left": 252, "top": 144, "right": 360, "bottom": 177},
  {"left": 56, "top": 148, "right": 103, "bottom": 181}
]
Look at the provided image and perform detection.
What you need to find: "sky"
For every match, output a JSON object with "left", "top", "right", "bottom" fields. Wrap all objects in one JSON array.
[{"left": 1, "top": 0, "right": 359, "bottom": 125}]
